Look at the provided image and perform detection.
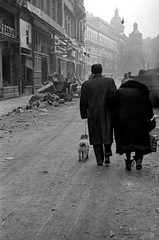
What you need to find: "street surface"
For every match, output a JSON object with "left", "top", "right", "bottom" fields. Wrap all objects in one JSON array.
[{"left": 0, "top": 98, "right": 159, "bottom": 240}]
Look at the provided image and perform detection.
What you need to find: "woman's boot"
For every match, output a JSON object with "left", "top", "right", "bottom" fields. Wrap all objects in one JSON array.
[
  {"left": 125, "top": 160, "right": 133, "bottom": 171},
  {"left": 133, "top": 156, "right": 143, "bottom": 170},
  {"left": 135, "top": 159, "right": 142, "bottom": 170}
]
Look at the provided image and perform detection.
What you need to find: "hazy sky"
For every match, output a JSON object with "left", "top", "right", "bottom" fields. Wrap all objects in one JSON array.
[{"left": 84, "top": 0, "right": 159, "bottom": 39}]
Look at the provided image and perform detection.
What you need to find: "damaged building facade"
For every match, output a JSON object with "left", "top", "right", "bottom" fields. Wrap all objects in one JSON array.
[{"left": 0, "top": 0, "right": 86, "bottom": 99}]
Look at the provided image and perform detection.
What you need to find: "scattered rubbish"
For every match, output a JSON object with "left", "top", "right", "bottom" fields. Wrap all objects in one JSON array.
[
  {"left": 40, "top": 109, "right": 48, "bottom": 112},
  {"left": 41, "top": 170, "right": 48, "bottom": 174},
  {"left": 37, "top": 82, "right": 56, "bottom": 94},
  {"left": 51, "top": 208, "right": 57, "bottom": 211},
  {"left": 52, "top": 101, "right": 59, "bottom": 107},
  {"left": 156, "top": 208, "right": 159, "bottom": 213},
  {"left": 97, "top": 172, "right": 101, "bottom": 175},
  {"left": 33, "top": 118, "right": 38, "bottom": 124},
  {"left": 41, "top": 113, "right": 49, "bottom": 116},
  {"left": 5, "top": 157, "right": 15, "bottom": 161},
  {"left": 2, "top": 221, "right": 5, "bottom": 227},
  {"left": 17, "top": 119, "right": 27, "bottom": 122},
  {"left": 58, "top": 99, "right": 65, "bottom": 104},
  {"left": 39, "top": 101, "right": 48, "bottom": 109},
  {"left": 120, "top": 226, "right": 123, "bottom": 230},
  {"left": 110, "top": 230, "right": 115, "bottom": 237},
  {"left": 115, "top": 209, "right": 129, "bottom": 215}
]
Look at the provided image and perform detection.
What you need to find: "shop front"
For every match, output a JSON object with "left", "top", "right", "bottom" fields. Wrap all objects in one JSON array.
[
  {"left": 19, "top": 17, "right": 34, "bottom": 95},
  {"left": 33, "top": 23, "right": 50, "bottom": 93},
  {"left": 0, "top": 4, "right": 20, "bottom": 99}
]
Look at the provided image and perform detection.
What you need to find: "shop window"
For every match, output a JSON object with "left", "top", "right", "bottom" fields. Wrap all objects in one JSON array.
[{"left": 34, "top": 30, "right": 49, "bottom": 54}]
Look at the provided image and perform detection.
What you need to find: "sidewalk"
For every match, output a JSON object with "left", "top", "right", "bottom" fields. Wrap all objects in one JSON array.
[{"left": 0, "top": 95, "right": 32, "bottom": 117}]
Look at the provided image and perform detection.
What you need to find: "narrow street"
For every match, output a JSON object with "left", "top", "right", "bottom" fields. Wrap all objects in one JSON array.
[{"left": 0, "top": 98, "right": 159, "bottom": 240}]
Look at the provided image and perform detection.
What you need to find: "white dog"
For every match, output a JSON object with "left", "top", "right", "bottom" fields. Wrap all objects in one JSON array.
[{"left": 78, "top": 134, "right": 89, "bottom": 161}]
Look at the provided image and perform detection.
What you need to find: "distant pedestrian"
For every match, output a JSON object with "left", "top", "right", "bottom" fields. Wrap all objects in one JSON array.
[
  {"left": 114, "top": 78, "right": 155, "bottom": 171},
  {"left": 128, "top": 71, "right": 132, "bottom": 78},
  {"left": 80, "top": 63, "right": 117, "bottom": 166},
  {"left": 121, "top": 73, "right": 128, "bottom": 84}
]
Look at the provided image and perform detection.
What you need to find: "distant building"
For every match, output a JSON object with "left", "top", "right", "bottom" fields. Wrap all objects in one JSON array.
[
  {"left": 150, "top": 35, "right": 159, "bottom": 68},
  {"left": 110, "top": 7, "right": 128, "bottom": 79},
  {"left": 84, "top": 13, "right": 118, "bottom": 79},
  {"left": 110, "top": 7, "right": 125, "bottom": 34},
  {"left": 127, "top": 22, "right": 143, "bottom": 75}
]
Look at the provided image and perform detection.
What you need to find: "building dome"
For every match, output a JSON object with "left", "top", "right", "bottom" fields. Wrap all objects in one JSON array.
[
  {"left": 131, "top": 22, "right": 142, "bottom": 35},
  {"left": 110, "top": 7, "right": 125, "bottom": 33},
  {"left": 129, "top": 22, "right": 142, "bottom": 41}
]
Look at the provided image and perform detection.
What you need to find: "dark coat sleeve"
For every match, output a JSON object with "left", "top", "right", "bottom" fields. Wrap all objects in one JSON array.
[
  {"left": 106, "top": 78, "right": 117, "bottom": 105},
  {"left": 80, "top": 83, "right": 88, "bottom": 119}
]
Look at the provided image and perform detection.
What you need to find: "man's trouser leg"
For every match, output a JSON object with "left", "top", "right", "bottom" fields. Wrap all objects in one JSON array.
[
  {"left": 104, "top": 144, "right": 112, "bottom": 157},
  {"left": 93, "top": 144, "right": 104, "bottom": 164}
]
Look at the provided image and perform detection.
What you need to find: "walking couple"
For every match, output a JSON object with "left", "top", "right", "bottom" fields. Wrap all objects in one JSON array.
[{"left": 80, "top": 63, "right": 155, "bottom": 171}]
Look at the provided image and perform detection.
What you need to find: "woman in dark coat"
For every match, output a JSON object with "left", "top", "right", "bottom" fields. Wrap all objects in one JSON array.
[
  {"left": 114, "top": 79, "right": 155, "bottom": 171},
  {"left": 80, "top": 64, "right": 117, "bottom": 166}
]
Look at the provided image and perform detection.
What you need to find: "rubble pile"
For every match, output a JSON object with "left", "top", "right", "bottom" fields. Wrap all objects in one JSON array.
[
  {"left": 26, "top": 92, "right": 74, "bottom": 110},
  {"left": 0, "top": 91, "right": 76, "bottom": 138}
]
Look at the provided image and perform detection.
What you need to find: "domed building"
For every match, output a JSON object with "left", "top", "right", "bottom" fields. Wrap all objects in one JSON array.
[
  {"left": 110, "top": 7, "right": 125, "bottom": 34},
  {"left": 129, "top": 22, "right": 142, "bottom": 41},
  {"left": 128, "top": 22, "right": 143, "bottom": 75},
  {"left": 109, "top": 7, "right": 128, "bottom": 79}
]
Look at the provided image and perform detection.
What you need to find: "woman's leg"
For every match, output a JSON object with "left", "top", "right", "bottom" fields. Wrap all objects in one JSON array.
[
  {"left": 134, "top": 150, "right": 143, "bottom": 170},
  {"left": 125, "top": 150, "right": 133, "bottom": 171},
  {"left": 126, "top": 150, "right": 131, "bottom": 161}
]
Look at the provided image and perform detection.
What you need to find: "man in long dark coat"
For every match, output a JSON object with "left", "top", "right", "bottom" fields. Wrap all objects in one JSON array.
[{"left": 80, "top": 64, "right": 117, "bottom": 166}]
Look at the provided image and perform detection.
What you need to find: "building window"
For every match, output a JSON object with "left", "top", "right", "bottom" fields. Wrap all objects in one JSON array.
[
  {"left": 34, "top": 30, "right": 49, "bottom": 54},
  {"left": 55, "top": 0, "right": 60, "bottom": 24},
  {"left": 51, "top": 1, "right": 55, "bottom": 20},
  {"left": 43, "top": 0, "right": 49, "bottom": 15},
  {"left": 68, "top": 15, "right": 71, "bottom": 36},
  {"left": 70, "top": 18, "right": 74, "bottom": 38},
  {"left": 64, "top": 13, "right": 67, "bottom": 34}
]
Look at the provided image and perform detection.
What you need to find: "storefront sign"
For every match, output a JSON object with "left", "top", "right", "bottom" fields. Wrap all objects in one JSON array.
[
  {"left": 0, "top": 23, "right": 15, "bottom": 37},
  {"left": 20, "top": 19, "right": 32, "bottom": 55},
  {"left": 20, "top": 19, "right": 32, "bottom": 49}
]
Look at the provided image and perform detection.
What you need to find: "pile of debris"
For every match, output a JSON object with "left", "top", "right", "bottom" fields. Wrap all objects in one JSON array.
[{"left": 26, "top": 92, "right": 74, "bottom": 110}]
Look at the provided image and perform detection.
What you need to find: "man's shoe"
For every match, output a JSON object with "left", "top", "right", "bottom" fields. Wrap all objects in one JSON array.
[
  {"left": 105, "top": 156, "right": 110, "bottom": 164},
  {"left": 97, "top": 162, "right": 103, "bottom": 166}
]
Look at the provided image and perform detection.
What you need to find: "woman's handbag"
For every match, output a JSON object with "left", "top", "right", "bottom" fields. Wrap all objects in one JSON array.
[
  {"left": 149, "top": 133, "right": 157, "bottom": 152},
  {"left": 147, "top": 117, "right": 156, "bottom": 132}
]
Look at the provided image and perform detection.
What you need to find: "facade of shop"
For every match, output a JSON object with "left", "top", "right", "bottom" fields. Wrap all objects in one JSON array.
[
  {"left": 54, "top": 0, "right": 86, "bottom": 82},
  {"left": 21, "top": 0, "right": 86, "bottom": 93},
  {"left": 19, "top": 1, "right": 65, "bottom": 94},
  {"left": 0, "top": 0, "right": 86, "bottom": 99},
  {"left": 0, "top": 0, "right": 20, "bottom": 98}
]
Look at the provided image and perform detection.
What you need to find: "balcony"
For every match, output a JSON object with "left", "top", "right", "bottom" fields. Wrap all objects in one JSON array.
[{"left": 75, "top": 0, "right": 86, "bottom": 19}]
